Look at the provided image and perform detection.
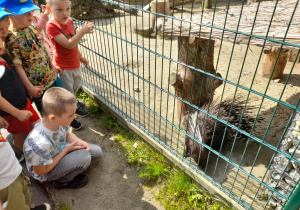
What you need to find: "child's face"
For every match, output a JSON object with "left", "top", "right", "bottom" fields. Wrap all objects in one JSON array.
[
  {"left": 0, "top": 19, "right": 10, "bottom": 41},
  {"left": 55, "top": 102, "right": 77, "bottom": 127},
  {"left": 10, "top": 11, "right": 34, "bottom": 28},
  {"left": 49, "top": 0, "right": 71, "bottom": 24}
]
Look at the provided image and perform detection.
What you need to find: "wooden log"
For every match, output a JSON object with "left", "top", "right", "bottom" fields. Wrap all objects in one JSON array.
[
  {"left": 171, "top": 36, "right": 223, "bottom": 122},
  {"left": 151, "top": 0, "right": 171, "bottom": 31},
  {"left": 262, "top": 47, "right": 289, "bottom": 80},
  {"left": 133, "top": 24, "right": 152, "bottom": 38}
]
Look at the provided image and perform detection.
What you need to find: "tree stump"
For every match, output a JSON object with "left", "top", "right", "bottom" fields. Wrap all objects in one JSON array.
[
  {"left": 150, "top": 0, "right": 171, "bottom": 31},
  {"left": 171, "top": 36, "right": 223, "bottom": 122},
  {"left": 262, "top": 47, "right": 289, "bottom": 80}
]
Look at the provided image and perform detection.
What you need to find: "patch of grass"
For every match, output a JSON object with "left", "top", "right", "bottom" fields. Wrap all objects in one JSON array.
[
  {"left": 55, "top": 202, "right": 72, "bottom": 210},
  {"left": 101, "top": 113, "right": 119, "bottom": 129},
  {"left": 76, "top": 91, "right": 231, "bottom": 210},
  {"left": 156, "top": 170, "right": 230, "bottom": 210},
  {"left": 76, "top": 89, "right": 103, "bottom": 116},
  {"left": 140, "top": 153, "right": 172, "bottom": 182}
]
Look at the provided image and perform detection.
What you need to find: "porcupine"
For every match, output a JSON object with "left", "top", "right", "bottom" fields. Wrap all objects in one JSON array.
[{"left": 183, "top": 98, "right": 259, "bottom": 168}]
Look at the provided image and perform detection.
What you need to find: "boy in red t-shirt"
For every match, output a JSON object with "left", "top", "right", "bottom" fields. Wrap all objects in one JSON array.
[{"left": 46, "top": 0, "right": 94, "bottom": 130}]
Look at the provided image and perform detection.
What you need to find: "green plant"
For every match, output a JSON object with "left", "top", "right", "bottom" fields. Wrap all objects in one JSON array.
[
  {"left": 156, "top": 170, "right": 230, "bottom": 210},
  {"left": 55, "top": 202, "right": 72, "bottom": 210},
  {"left": 76, "top": 89, "right": 102, "bottom": 116},
  {"left": 139, "top": 160, "right": 170, "bottom": 181},
  {"left": 115, "top": 133, "right": 150, "bottom": 165},
  {"left": 101, "top": 113, "right": 119, "bottom": 129}
]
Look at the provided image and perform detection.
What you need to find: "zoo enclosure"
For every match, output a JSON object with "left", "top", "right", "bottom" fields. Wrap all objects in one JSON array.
[{"left": 71, "top": 0, "right": 300, "bottom": 209}]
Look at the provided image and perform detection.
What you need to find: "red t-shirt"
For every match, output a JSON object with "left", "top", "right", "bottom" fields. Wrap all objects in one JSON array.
[{"left": 46, "top": 19, "right": 80, "bottom": 70}]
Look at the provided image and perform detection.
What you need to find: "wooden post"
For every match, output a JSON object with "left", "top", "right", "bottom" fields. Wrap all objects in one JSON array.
[
  {"left": 150, "top": 0, "right": 171, "bottom": 31},
  {"left": 262, "top": 47, "right": 289, "bottom": 80},
  {"left": 171, "top": 36, "right": 223, "bottom": 122}
]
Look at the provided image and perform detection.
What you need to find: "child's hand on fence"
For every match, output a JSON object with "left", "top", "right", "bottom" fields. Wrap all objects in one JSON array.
[
  {"left": 14, "top": 110, "right": 33, "bottom": 122},
  {"left": 81, "top": 22, "right": 94, "bottom": 35},
  {"left": 80, "top": 57, "right": 89, "bottom": 67},
  {"left": 28, "top": 86, "right": 44, "bottom": 98},
  {"left": 40, "top": 4, "right": 50, "bottom": 16},
  {"left": 0, "top": 116, "right": 9, "bottom": 129}
]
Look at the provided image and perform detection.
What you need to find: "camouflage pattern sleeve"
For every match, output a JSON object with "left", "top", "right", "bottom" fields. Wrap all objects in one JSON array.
[{"left": 5, "top": 33, "right": 23, "bottom": 66}]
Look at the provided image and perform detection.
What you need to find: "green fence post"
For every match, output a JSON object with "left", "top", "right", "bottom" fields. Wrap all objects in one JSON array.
[{"left": 284, "top": 184, "right": 300, "bottom": 210}]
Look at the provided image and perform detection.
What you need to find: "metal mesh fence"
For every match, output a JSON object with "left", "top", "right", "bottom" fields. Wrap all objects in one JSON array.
[{"left": 73, "top": 0, "right": 300, "bottom": 209}]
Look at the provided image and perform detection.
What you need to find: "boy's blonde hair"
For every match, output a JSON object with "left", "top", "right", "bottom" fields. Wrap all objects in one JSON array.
[
  {"left": 46, "top": 0, "right": 70, "bottom": 6},
  {"left": 42, "top": 87, "right": 76, "bottom": 117}
]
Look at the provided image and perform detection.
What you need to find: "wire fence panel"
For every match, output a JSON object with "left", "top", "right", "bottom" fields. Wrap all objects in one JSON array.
[{"left": 72, "top": 0, "right": 300, "bottom": 209}]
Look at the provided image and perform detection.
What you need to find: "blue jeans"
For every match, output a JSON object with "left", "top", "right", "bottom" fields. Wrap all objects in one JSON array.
[{"left": 42, "top": 143, "right": 102, "bottom": 182}]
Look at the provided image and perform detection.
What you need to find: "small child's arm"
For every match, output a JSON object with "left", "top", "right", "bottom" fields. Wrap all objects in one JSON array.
[
  {"left": 35, "top": 4, "right": 50, "bottom": 31},
  {"left": 35, "top": 13, "right": 49, "bottom": 32},
  {"left": 53, "top": 22, "right": 94, "bottom": 49},
  {"left": 0, "top": 116, "right": 9, "bottom": 129},
  {"left": 14, "top": 65, "right": 44, "bottom": 98},
  {"left": 0, "top": 91, "right": 33, "bottom": 122},
  {"left": 33, "top": 140, "right": 86, "bottom": 175}
]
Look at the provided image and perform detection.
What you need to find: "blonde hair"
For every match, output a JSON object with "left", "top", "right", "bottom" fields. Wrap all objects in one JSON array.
[
  {"left": 42, "top": 87, "right": 76, "bottom": 117},
  {"left": 46, "top": 0, "right": 70, "bottom": 6}
]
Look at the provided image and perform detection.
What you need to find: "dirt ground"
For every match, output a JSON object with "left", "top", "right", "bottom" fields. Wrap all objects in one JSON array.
[{"left": 76, "top": 1, "right": 300, "bottom": 209}]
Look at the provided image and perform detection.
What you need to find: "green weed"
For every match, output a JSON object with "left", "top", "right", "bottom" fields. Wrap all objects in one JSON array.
[
  {"left": 115, "top": 131, "right": 150, "bottom": 165},
  {"left": 101, "top": 113, "right": 119, "bottom": 128},
  {"left": 55, "top": 202, "right": 72, "bottom": 210},
  {"left": 156, "top": 170, "right": 230, "bottom": 210},
  {"left": 139, "top": 159, "right": 170, "bottom": 181}
]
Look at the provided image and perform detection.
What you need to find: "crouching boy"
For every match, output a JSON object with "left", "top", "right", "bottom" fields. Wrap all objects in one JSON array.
[{"left": 23, "top": 87, "right": 102, "bottom": 189}]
